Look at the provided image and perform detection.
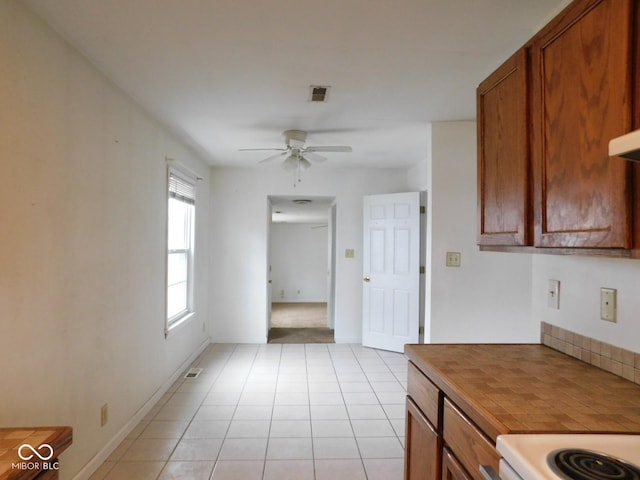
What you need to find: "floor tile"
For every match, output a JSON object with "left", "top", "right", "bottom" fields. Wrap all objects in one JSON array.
[
  {"left": 309, "top": 392, "right": 345, "bottom": 405},
  {"left": 103, "top": 461, "right": 165, "bottom": 480},
  {"left": 263, "top": 459, "right": 315, "bottom": 480},
  {"left": 170, "top": 438, "right": 223, "bottom": 461},
  {"left": 202, "top": 391, "right": 241, "bottom": 405},
  {"left": 310, "top": 404, "right": 349, "bottom": 420},
  {"left": 346, "top": 404, "right": 388, "bottom": 420},
  {"left": 139, "top": 420, "right": 189, "bottom": 438},
  {"left": 351, "top": 419, "right": 396, "bottom": 437},
  {"left": 210, "top": 460, "right": 264, "bottom": 480},
  {"left": 226, "top": 419, "right": 270, "bottom": 438},
  {"left": 272, "top": 405, "right": 310, "bottom": 420},
  {"left": 312, "top": 419, "right": 354, "bottom": 437},
  {"left": 274, "top": 392, "right": 310, "bottom": 405},
  {"left": 158, "top": 461, "right": 215, "bottom": 480},
  {"left": 218, "top": 438, "right": 268, "bottom": 460},
  {"left": 356, "top": 437, "right": 404, "bottom": 458},
  {"left": 269, "top": 420, "right": 311, "bottom": 437},
  {"left": 313, "top": 437, "right": 360, "bottom": 459},
  {"left": 232, "top": 405, "right": 273, "bottom": 420},
  {"left": 382, "top": 403, "right": 407, "bottom": 419},
  {"left": 121, "top": 438, "right": 179, "bottom": 461},
  {"left": 194, "top": 405, "right": 236, "bottom": 421},
  {"left": 266, "top": 437, "right": 313, "bottom": 460},
  {"left": 363, "top": 458, "right": 405, "bottom": 480},
  {"left": 183, "top": 420, "right": 230, "bottom": 438},
  {"left": 343, "top": 392, "right": 379, "bottom": 405},
  {"left": 314, "top": 459, "right": 367, "bottom": 480}
]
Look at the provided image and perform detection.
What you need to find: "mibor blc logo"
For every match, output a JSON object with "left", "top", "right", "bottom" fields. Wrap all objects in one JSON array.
[{"left": 12, "top": 443, "right": 59, "bottom": 472}]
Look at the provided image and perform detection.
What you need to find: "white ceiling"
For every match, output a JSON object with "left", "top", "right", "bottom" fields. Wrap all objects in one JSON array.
[
  {"left": 25, "top": 0, "right": 568, "bottom": 171},
  {"left": 270, "top": 196, "right": 334, "bottom": 224}
]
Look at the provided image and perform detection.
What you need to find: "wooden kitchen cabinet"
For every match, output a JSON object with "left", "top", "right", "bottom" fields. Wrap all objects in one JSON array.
[
  {"left": 477, "top": 0, "right": 640, "bottom": 254},
  {"left": 405, "top": 361, "right": 498, "bottom": 480},
  {"left": 405, "top": 397, "right": 441, "bottom": 480},
  {"left": 442, "top": 448, "right": 472, "bottom": 480},
  {"left": 531, "top": 0, "right": 634, "bottom": 248},
  {"left": 477, "top": 48, "right": 531, "bottom": 246}
]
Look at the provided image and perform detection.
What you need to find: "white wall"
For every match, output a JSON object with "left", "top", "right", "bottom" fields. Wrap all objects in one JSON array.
[
  {"left": 208, "top": 166, "right": 409, "bottom": 344},
  {"left": 270, "top": 223, "right": 329, "bottom": 302},
  {"left": 412, "top": 122, "right": 536, "bottom": 343},
  {"left": 532, "top": 255, "right": 640, "bottom": 352},
  {"left": 0, "top": 2, "right": 210, "bottom": 478}
]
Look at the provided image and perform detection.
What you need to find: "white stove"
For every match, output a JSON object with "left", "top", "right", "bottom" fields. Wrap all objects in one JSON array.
[{"left": 496, "top": 434, "right": 640, "bottom": 480}]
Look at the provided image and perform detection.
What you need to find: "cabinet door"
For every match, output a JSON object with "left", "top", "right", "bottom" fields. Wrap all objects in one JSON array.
[
  {"left": 477, "top": 48, "right": 531, "bottom": 246},
  {"left": 442, "top": 448, "right": 473, "bottom": 480},
  {"left": 531, "top": 0, "right": 634, "bottom": 248},
  {"left": 405, "top": 397, "right": 441, "bottom": 480}
]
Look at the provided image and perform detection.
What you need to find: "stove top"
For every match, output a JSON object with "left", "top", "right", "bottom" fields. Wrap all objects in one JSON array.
[
  {"left": 497, "top": 435, "right": 640, "bottom": 480},
  {"left": 550, "top": 449, "right": 640, "bottom": 480}
]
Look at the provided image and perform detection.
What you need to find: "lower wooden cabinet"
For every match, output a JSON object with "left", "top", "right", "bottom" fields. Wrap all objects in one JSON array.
[
  {"left": 442, "top": 448, "right": 473, "bottom": 480},
  {"left": 405, "top": 361, "right": 501, "bottom": 480},
  {"left": 405, "top": 397, "right": 441, "bottom": 480}
]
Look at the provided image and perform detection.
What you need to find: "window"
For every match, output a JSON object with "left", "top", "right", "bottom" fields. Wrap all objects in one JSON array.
[{"left": 166, "top": 169, "right": 195, "bottom": 332}]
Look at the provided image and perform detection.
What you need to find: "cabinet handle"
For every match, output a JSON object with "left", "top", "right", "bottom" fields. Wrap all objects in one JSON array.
[
  {"left": 479, "top": 465, "right": 502, "bottom": 480},
  {"left": 363, "top": 277, "right": 371, "bottom": 282}
]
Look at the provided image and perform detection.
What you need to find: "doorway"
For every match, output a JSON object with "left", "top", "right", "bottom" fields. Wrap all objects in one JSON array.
[{"left": 267, "top": 195, "right": 336, "bottom": 343}]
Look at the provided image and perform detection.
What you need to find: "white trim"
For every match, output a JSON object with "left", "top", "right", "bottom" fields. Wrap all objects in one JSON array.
[
  {"left": 165, "top": 157, "right": 203, "bottom": 181},
  {"left": 334, "top": 336, "right": 362, "bottom": 344},
  {"left": 72, "top": 339, "right": 211, "bottom": 480}
]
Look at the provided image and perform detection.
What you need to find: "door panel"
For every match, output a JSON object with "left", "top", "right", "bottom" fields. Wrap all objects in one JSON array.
[{"left": 363, "top": 192, "right": 420, "bottom": 352}]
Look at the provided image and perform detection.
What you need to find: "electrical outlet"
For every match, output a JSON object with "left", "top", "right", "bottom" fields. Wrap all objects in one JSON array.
[
  {"left": 345, "top": 249, "right": 355, "bottom": 258},
  {"left": 101, "top": 403, "right": 108, "bottom": 427},
  {"left": 446, "top": 252, "right": 461, "bottom": 267},
  {"left": 600, "top": 288, "right": 617, "bottom": 322},
  {"left": 547, "top": 280, "right": 560, "bottom": 309}
]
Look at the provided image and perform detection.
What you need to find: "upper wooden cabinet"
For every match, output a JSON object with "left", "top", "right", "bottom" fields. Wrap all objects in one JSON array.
[
  {"left": 531, "top": 0, "right": 634, "bottom": 248},
  {"left": 477, "top": 0, "right": 639, "bottom": 254},
  {"left": 477, "top": 49, "right": 531, "bottom": 246}
]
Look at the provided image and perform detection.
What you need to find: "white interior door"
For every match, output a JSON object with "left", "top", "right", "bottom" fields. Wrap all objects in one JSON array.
[{"left": 362, "top": 192, "right": 420, "bottom": 352}]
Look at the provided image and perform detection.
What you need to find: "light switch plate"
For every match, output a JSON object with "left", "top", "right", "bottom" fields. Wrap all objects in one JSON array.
[
  {"left": 600, "top": 287, "right": 617, "bottom": 322},
  {"left": 446, "top": 252, "right": 461, "bottom": 267},
  {"left": 345, "top": 249, "right": 355, "bottom": 258}
]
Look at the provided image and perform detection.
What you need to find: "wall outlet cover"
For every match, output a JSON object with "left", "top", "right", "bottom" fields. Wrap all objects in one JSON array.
[
  {"left": 446, "top": 252, "right": 461, "bottom": 267},
  {"left": 547, "top": 280, "right": 560, "bottom": 309},
  {"left": 600, "top": 287, "right": 617, "bottom": 322}
]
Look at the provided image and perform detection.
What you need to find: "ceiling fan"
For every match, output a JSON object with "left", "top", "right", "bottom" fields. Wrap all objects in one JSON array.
[{"left": 239, "top": 130, "right": 352, "bottom": 173}]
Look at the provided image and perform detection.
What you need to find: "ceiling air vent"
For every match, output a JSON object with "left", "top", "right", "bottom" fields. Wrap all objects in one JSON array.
[
  {"left": 310, "top": 85, "right": 330, "bottom": 102},
  {"left": 184, "top": 368, "right": 203, "bottom": 379}
]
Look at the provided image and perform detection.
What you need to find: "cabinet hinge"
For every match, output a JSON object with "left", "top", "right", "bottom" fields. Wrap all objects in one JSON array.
[
  {"left": 420, "top": 266, "right": 425, "bottom": 274},
  {"left": 420, "top": 206, "right": 425, "bottom": 214}
]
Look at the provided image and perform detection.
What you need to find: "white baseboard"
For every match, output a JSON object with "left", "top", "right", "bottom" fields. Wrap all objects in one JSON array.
[
  {"left": 334, "top": 336, "right": 361, "bottom": 344},
  {"left": 72, "top": 338, "right": 211, "bottom": 480}
]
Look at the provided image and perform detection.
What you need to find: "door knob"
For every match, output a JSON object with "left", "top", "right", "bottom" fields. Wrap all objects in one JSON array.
[{"left": 363, "top": 277, "right": 371, "bottom": 282}]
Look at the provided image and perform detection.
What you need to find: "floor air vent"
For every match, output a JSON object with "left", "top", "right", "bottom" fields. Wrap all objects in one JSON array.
[{"left": 184, "top": 368, "right": 203, "bottom": 379}]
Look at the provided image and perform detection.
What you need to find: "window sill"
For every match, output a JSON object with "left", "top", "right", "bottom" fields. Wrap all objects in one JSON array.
[{"left": 165, "top": 311, "right": 195, "bottom": 338}]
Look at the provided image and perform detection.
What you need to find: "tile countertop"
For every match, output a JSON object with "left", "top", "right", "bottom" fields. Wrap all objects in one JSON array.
[{"left": 404, "top": 344, "right": 640, "bottom": 442}]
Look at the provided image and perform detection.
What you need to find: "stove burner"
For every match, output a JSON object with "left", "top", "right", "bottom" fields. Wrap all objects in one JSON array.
[{"left": 549, "top": 449, "right": 640, "bottom": 480}]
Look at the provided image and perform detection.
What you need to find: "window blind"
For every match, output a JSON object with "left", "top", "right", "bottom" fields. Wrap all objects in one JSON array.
[{"left": 169, "top": 172, "right": 195, "bottom": 205}]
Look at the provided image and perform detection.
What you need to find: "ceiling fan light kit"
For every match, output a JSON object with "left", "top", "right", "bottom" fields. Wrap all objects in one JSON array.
[{"left": 238, "top": 129, "right": 352, "bottom": 186}]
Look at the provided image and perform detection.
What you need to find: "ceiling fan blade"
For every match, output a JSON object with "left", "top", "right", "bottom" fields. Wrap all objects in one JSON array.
[
  {"left": 238, "top": 148, "right": 288, "bottom": 152},
  {"left": 302, "top": 151, "right": 327, "bottom": 163},
  {"left": 304, "top": 146, "right": 352, "bottom": 153},
  {"left": 259, "top": 151, "right": 287, "bottom": 163}
]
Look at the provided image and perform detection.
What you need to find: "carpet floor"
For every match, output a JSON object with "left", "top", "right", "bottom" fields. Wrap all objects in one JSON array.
[
  {"left": 270, "top": 302, "right": 328, "bottom": 328},
  {"left": 268, "top": 327, "right": 335, "bottom": 344}
]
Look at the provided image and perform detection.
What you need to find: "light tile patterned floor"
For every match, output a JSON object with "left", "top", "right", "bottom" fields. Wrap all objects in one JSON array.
[{"left": 89, "top": 343, "right": 408, "bottom": 480}]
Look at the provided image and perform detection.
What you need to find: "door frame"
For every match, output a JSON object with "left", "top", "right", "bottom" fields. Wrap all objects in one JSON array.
[{"left": 266, "top": 196, "right": 337, "bottom": 333}]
